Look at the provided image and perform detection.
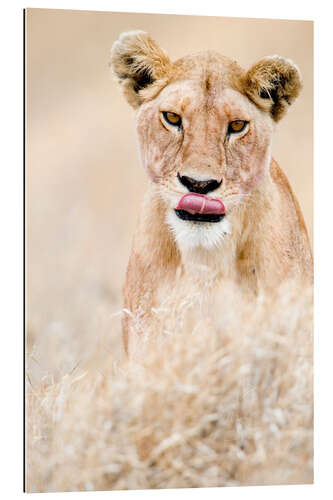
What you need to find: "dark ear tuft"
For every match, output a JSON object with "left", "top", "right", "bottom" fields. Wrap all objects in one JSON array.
[
  {"left": 243, "top": 56, "right": 302, "bottom": 121},
  {"left": 110, "top": 31, "right": 172, "bottom": 108},
  {"left": 259, "top": 88, "right": 272, "bottom": 99},
  {"left": 132, "top": 68, "right": 154, "bottom": 93}
]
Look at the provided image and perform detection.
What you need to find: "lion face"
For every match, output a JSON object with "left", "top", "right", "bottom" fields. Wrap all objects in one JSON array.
[
  {"left": 136, "top": 78, "right": 274, "bottom": 248},
  {"left": 111, "top": 31, "right": 302, "bottom": 249}
]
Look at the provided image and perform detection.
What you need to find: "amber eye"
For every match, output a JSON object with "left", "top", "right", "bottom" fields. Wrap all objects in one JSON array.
[
  {"left": 162, "top": 111, "right": 182, "bottom": 128},
  {"left": 228, "top": 120, "right": 248, "bottom": 134}
]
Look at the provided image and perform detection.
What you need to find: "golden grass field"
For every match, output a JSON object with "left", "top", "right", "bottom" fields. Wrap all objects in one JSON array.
[{"left": 25, "top": 9, "right": 313, "bottom": 492}]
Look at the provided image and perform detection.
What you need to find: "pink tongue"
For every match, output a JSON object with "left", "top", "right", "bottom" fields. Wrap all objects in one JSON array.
[{"left": 176, "top": 193, "right": 225, "bottom": 215}]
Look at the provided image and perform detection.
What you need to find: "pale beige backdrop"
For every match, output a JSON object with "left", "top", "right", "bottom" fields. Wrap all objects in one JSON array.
[{"left": 26, "top": 9, "right": 313, "bottom": 378}]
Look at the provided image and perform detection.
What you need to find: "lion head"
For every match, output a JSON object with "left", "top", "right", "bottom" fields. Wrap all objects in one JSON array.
[{"left": 110, "top": 31, "right": 302, "bottom": 250}]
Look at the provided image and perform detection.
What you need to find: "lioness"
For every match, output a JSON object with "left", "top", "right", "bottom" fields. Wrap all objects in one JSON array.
[{"left": 110, "top": 31, "right": 313, "bottom": 354}]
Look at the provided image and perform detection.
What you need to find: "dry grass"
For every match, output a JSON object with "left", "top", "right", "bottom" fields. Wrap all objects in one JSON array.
[{"left": 26, "top": 281, "right": 313, "bottom": 492}]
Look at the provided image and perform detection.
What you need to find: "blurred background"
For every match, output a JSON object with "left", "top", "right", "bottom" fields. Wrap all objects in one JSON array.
[{"left": 26, "top": 9, "right": 313, "bottom": 381}]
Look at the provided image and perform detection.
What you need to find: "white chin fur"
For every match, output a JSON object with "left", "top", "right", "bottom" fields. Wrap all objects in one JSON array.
[{"left": 166, "top": 210, "right": 231, "bottom": 250}]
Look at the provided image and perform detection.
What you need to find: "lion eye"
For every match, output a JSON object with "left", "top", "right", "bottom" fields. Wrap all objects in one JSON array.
[
  {"left": 228, "top": 120, "right": 248, "bottom": 134},
  {"left": 162, "top": 111, "right": 182, "bottom": 127}
]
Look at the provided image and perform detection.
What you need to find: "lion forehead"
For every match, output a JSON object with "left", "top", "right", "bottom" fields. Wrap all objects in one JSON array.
[
  {"left": 156, "top": 78, "right": 255, "bottom": 121},
  {"left": 173, "top": 51, "right": 245, "bottom": 85},
  {"left": 139, "top": 53, "right": 248, "bottom": 114}
]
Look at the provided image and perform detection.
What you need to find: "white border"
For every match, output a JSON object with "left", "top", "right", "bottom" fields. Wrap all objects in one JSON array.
[
  {"left": 12, "top": 0, "right": 317, "bottom": 19},
  {"left": 1, "top": 1, "right": 332, "bottom": 499}
]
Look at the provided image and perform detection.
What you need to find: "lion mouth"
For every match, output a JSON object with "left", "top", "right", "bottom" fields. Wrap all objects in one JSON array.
[
  {"left": 175, "top": 193, "right": 226, "bottom": 223},
  {"left": 174, "top": 210, "right": 225, "bottom": 223}
]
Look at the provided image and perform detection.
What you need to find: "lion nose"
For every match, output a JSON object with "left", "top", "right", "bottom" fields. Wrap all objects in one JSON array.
[{"left": 177, "top": 174, "right": 222, "bottom": 195}]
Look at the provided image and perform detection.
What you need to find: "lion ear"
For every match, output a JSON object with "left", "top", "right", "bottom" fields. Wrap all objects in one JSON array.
[
  {"left": 110, "top": 31, "right": 172, "bottom": 108},
  {"left": 243, "top": 56, "right": 302, "bottom": 121}
]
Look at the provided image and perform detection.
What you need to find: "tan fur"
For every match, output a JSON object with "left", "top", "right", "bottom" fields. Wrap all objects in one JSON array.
[{"left": 110, "top": 32, "right": 312, "bottom": 355}]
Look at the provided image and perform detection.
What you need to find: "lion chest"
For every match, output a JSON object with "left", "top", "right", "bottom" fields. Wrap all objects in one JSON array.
[{"left": 155, "top": 242, "right": 258, "bottom": 313}]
